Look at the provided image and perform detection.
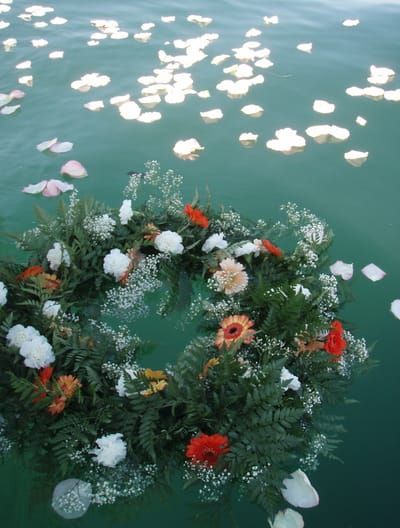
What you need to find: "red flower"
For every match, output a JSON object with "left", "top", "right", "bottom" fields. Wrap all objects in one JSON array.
[
  {"left": 186, "top": 433, "right": 229, "bottom": 467},
  {"left": 16, "top": 265, "right": 44, "bottom": 281},
  {"left": 39, "top": 366, "right": 54, "bottom": 385},
  {"left": 184, "top": 204, "right": 209, "bottom": 229},
  {"left": 324, "top": 320, "right": 347, "bottom": 357},
  {"left": 262, "top": 239, "right": 283, "bottom": 257},
  {"left": 32, "top": 367, "right": 54, "bottom": 403}
]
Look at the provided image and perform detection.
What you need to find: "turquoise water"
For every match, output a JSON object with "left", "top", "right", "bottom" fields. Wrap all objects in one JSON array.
[{"left": 1, "top": 0, "right": 399, "bottom": 526}]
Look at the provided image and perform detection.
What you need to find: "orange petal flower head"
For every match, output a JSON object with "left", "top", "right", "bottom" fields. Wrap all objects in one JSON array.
[
  {"left": 184, "top": 204, "right": 209, "bottom": 229},
  {"left": 215, "top": 314, "right": 255, "bottom": 350}
]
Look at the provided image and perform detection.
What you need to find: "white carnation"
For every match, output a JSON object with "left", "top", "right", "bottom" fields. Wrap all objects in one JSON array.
[
  {"left": 115, "top": 367, "right": 138, "bottom": 397},
  {"left": 202, "top": 232, "right": 228, "bottom": 253},
  {"left": 154, "top": 230, "right": 184, "bottom": 255},
  {"left": 42, "top": 300, "right": 61, "bottom": 319},
  {"left": 7, "top": 324, "right": 40, "bottom": 349},
  {"left": 294, "top": 284, "right": 311, "bottom": 298},
  {"left": 92, "top": 433, "right": 127, "bottom": 468},
  {"left": 281, "top": 367, "right": 301, "bottom": 391},
  {"left": 19, "top": 336, "right": 55, "bottom": 369},
  {"left": 103, "top": 249, "right": 131, "bottom": 281},
  {"left": 47, "top": 242, "right": 71, "bottom": 271},
  {"left": 0, "top": 281, "right": 7, "bottom": 307},
  {"left": 234, "top": 241, "right": 259, "bottom": 257},
  {"left": 119, "top": 199, "right": 133, "bottom": 225}
]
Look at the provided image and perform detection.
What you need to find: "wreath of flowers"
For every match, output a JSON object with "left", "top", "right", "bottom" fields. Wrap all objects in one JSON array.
[{"left": 0, "top": 162, "right": 370, "bottom": 525}]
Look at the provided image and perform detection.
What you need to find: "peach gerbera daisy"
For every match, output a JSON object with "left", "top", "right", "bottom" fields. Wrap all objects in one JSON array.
[
  {"left": 215, "top": 315, "right": 255, "bottom": 350},
  {"left": 57, "top": 375, "right": 82, "bottom": 399},
  {"left": 213, "top": 258, "right": 248, "bottom": 295}
]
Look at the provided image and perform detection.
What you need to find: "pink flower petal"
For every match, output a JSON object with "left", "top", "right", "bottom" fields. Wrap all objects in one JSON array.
[
  {"left": 60, "top": 160, "right": 88, "bottom": 178},
  {"left": 37, "top": 138, "right": 58, "bottom": 152},
  {"left": 390, "top": 300, "right": 400, "bottom": 320},
  {"left": 50, "top": 179, "right": 74, "bottom": 193},
  {"left": 43, "top": 180, "right": 62, "bottom": 197},
  {"left": 22, "top": 180, "right": 48, "bottom": 194},
  {"left": 329, "top": 260, "right": 353, "bottom": 280},
  {"left": 9, "top": 89, "right": 25, "bottom": 100},
  {"left": 49, "top": 141, "right": 73, "bottom": 153},
  {"left": 361, "top": 263, "right": 386, "bottom": 282}
]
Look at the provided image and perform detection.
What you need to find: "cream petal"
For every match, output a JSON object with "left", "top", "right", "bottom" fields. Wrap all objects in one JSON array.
[
  {"left": 110, "top": 94, "right": 131, "bottom": 106},
  {"left": 254, "top": 58, "right": 274, "bottom": 68},
  {"left": 270, "top": 509, "right": 304, "bottom": 528},
  {"left": 330, "top": 260, "right": 354, "bottom": 280},
  {"left": 390, "top": 300, "right": 400, "bottom": 320},
  {"left": 136, "top": 111, "right": 162, "bottom": 123},
  {"left": 361, "top": 263, "right": 386, "bottom": 281},
  {"left": 173, "top": 138, "right": 204, "bottom": 160},
  {"left": 344, "top": 150, "right": 368, "bottom": 167},
  {"left": 342, "top": 19, "right": 360, "bottom": 27},
  {"left": 60, "top": 160, "right": 88, "bottom": 179},
  {"left": 346, "top": 86, "right": 364, "bottom": 97},
  {"left": 22, "top": 180, "right": 48, "bottom": 194},
  {"left": 241, "top": 104, "right": 264, "bottom": 117},
  {"left": 211, "top": 54, "right": 230, "bottom": 65},
  {"left": 227, "top": 79, "right": 249, "bottom": 98},
  {"left": 34, "top": 21, "right": 48, "bottom": 28},
  {"left": 110, "top": 31, "right": 129, "bottom": 40},
  {"left": 200, "top": 108, "right": 223, "bottom": 123},
  {"left": 119, "top": 101, "right": 141, "bottom": 120},
  {"left": 48, "top": 51, "right": 64, "bottom": 59},
  {"left": 281, "top": 470, "right": 319, "bottom": 508},
  {"left": 164, "top": 89, "right": 185, "bottom": 104},
  {"left": 31, "top": 38, "right": 48, "bottom": 48},
  {"left": 187, "top": 15, "right": 213, "bottom": 26},
  {"left": 0, "top": 104, "right": 20, "bottom": 115},
  {"left": 384, "top": 89, "right": 400, "bottom": 102},
  {"left": 0, "top": 21, "right": 10, "bottom": 29},
  {"left": 50, "top": 17, "right": 68, "bottom": 25},
  {"left": 138, "top": 94, "right": 160, "bottom": 108},
  {"left": 239, "top": 132, "right": 258, "bottom": 147},
  {"left": 87, "top": 40, "right": 99, "bottom": 47},
  {"left": 50, "top": 142, "right": 74, "bottom": 153},
  {"left": 246, "top": 28, "right": 262, "bottom": 38},
  {"left": 356, "top": 115, "right": 367, "bottom": 126},
  {"left": 0, "top": 93, "right": 11, "bottom": 107},
  {"left": 306, "top": 124, "right": 349, "bottom": 143},
  {"left": 297, "top": 42, "right": 313, "bottom": 53},
  {"left": 134, "top": 32, "right": 152, "bottom": 42},
  {"left": 161, "top": 16, "right": 175, "bottom": 23},
  {"left": 83, "top": 100, "right": 104, "bottom": 111},
  {"left": 313, "top": 99, "right": 335, "bottom": 114},
  {"left": 37, "top": 138, "right": 58, "bottom": 152},
  {"left": 19, "top": 75, "right": 33, "bottom": 87},
  {"left": 197, "top": 90, "right": 211, "bottom": 98},
  {"left": 264, "top": 16, "right": 279, "bottom": 25},
  {"left": 363, "top": 86, "right": 384, "bottom": 100},
  {"left": 16, "top": 60, "right": 31, "bottom": 69}
]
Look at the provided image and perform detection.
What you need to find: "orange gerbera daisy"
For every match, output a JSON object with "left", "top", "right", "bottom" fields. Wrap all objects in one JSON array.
[
  {"left": 16, "top": 265, "right": 44, "bottom": 281},
  {"left": 184, "top": 204, "right": 209, "bottom": 229},
  {"left": 186, "top": 433, "right": 229, "bottom": 467},
  {"left": 48, "top": 395, "right": 67, "bottom": 415},
  {"left": 215, "top": 315, "right": 255, "bottom": 350},
  {"left": 38, "top": 273, "right": 61, "bottom": 290},
  {"left": 262, "top": 239, "right": 283, "bottom": 257},
  {"left": 56, "top": 375, "right": 82, "bottom": 399}
]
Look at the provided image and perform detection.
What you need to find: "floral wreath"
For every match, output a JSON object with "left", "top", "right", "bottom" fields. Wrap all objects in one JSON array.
[{"left": 0, "top": 162, "right": 370, "bottom": 525}]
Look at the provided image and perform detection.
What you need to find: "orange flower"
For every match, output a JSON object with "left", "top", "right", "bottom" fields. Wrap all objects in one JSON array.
[
  {"left": 57, "top": 375, "right": 81, "bottom": 399},
  {"left": 32, "top": 367, "right": 54, "bottom": 404},
  {"left": 16, "top": 265, "right": 44, "bottom": 281},
  {"left": 143, "top": 368, "right": 168, "bottom": 381},
  {"left": 141, "top": 380, "right": 168, "bottom": 397},
  {"left": 38, "top": 273, "right": 61, "bottom": 290},
  {"left": 324, "top": 320, "right": 347, "bottom": 358},
  {"left": 262, "top": 239, "right": 283, "bottom": 257},
  {"left": 215, "top": 315, "right": 255, "bottom": 350},
  {"left": 186, "top": 433, "right": 229, "bottom": 467},
  {"left": 184, "top": 204, "right": 209, "bottom": 229},
  {"left": 48, "top": 395, "right": 67, "bottom": 415}
]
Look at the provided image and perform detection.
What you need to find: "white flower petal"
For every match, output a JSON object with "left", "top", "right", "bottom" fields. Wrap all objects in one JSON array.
[
  {"left": 390, "top": 300, "right": 400, "bottom": 320},
  {"left": 361, "top": 263, "right": 386, "bottom": 282},
  {"left": 173, "top": 138, "right": 204, "bottom": 160},
  {"left": 60, "top": 160, "right": 88, "bottom": 178},
  {"left": 0, "top": 104, "right": 20, "bottom": 115},
  {"left": 48, "top": 50, "right": 64, "bottom": 59},
  {"left": 239, "top": 132, "right": 258, "bottom": 147},
  {"left": 49, "top": 142, "right": 74, "bottom": 153},
  {"left": 342, "top": 19, "right": 360, "bottom": 27},
  {"left": 16, "top": 60, "right": 31, "bottom": 70},
  {"left": 270, "top": 509, "right": 304, "bottom": 528},
  {"left": 200, "top": 108, "right": 223, "bottom": 123},
  {"left": 119, "top": 101, "right": 141, "bottom": 120},
  {"left": 282, "top": 470, "right": 319, "bottom": 508},
  {"left": 264, "top": 16, "right": 279, "bottom": 25},
  {"left": 297, "top": 42, "right": 312, "bottom": 53},
  {"left": 241, "top": 104, "right": 264, "bottom": 117},
  {"left": 136, "top": 111, "right": 162, "bottom": 123},
  {"left": 313, "top": 99, "right": 335, "bottom": 114},
  {"left": 344, "top": 150, "right": 368, "bottom": 167},
  {"left": 84, "top": 100, "right": 104, "bottom": 111},
  {"left": 355, "top": 115, "right": 367, "bottom": 126},
  {"left": 22, "top": 180, "right": 48, "bottom": 194},
  {"left": 330, "top": 260, "right": 354, "bottom": 280},
  {"left": 37, "top": 138, "right": 58, "bottom": 152}
]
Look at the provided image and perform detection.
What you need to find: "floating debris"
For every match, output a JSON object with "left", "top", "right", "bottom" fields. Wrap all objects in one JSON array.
[
  {"left": 110, "top": 94, "right": 131, "bottom": 106},
  {"left": 344, "top": 150, "right": 368, "bottom": 167},
  {"left": 263, "top": 16, "right": 279, "bottom": 25},
  {"left": 18, "top": 75, "right": 33, "bottom": 86},
  {"left": 173, "top": 138, "right": 204, "bottom": 160},
  {"left": 84, "top": 100, "right": 104, "bottom": 111},
  {"left": 355, "top": 115, "right": 367, "bottom": 126},
  {"left": 0, "top": 105, "right": 21, "bottom": 115},
  {"left": 211, "top": 54, "right": 230, "bottom": 65},
  {"left": 342, "top": 19, "right": 360, "bottom": 27},
  {"left": 49, "top": 50, "right": 64, "bottom": 59},
  {"left": 71, "top": 73, "right": 111, "bottom": 92},
  {"left": 32, "top": 38, "right": 48, "bottom": 48},
  {"left": 3, "top": 37, "right": 17, "bottom": 51}
]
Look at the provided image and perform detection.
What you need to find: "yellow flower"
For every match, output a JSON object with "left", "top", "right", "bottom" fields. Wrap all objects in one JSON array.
[
  {"left": 141, "top": 380, "right": 168, "bottom": 397},
  {"left": 143, "top": 368, "right": 168, "bottom": 381}
]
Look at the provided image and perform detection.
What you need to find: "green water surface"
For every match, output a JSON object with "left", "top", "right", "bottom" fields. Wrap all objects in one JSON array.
[{"left": 0, "top": 0, "right": 399, "bottom": 526}]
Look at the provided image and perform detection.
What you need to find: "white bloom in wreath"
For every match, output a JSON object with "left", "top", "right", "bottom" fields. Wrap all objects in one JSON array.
[
  {"left": 270, "top": 508, "right": 304, "bottom": 528},
  {"left": 281, "top": 367, "right": 301, "bottom": 391},
  {"left": 115, "top": 367, "right": 138, "bottom": 397},
  {"left": 42, "top": 300, "right": 61, "bottom": 319},
  {"left": 92, "top": 432, "right": 127, "bottom": 468},
  {"left": 234, "top": 241, "right": 259, "bottom": 257},
  {"left": 103, "top": 249, "right": 131, "bottom": 281},
  {"left": 19, "top": 336, "right": 55, "bottom": 369},
  {"left": 6, "top": 324, "right": 40, "bottom": 349},
  {"left": 47, "top": 242, "right": 71, "bottom": 271},
  {"left": 202, "top": 232, "right": 228, "bottom": 253},
  {"left": 119, "top": 199, "right": 133, "bottom": 225},
  {"left": 293, "top": 284, "right": 311, "bottom": 298},
  {"left": 154, "top": 230, "right": 184, "bottom": 255},
  {"left": 0, "top": 281, "right": 7, "bottom": 306},
  {"left": 281, "top": 469, "right": 319, "bottom": 508}
]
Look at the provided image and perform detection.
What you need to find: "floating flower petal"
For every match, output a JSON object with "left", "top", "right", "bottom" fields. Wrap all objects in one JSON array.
[
  {"left": 313, "top": 99, "right": 335, "bottom": 114},
  {"left": 330, "top": 260, "right": 353, "bottom": 280},
  {"left": 60, "top": 160, "right": 88, "bottom": 179},
  {"left": 356, "top": 115, "right": 367, "bottom": 126},
  {"left": 344, "top": 150, "right": 368, "bottom": 167},
  {"left": 282, "top": 470, "right": 319, "bottom": 508},
  {"left": 37, "top": 138, "right": 58, "bottom": 152},
  {"left": 136, "top": 111, "right": 162, "bottom": 123},
  {"left": 270, "top": 509, "right": 304, "bottom": 528},
  {"left": 305, "top": 124, "right": 349, "bottom": 143},
  {"left": 342, "top": 19, "right": 359, "bottom": 27},
  {"left": 200, "top": 108, "right": 223, "bottom": 123},
  {"left": 361, "top": 263, "right": 386, "bottom": 282},
  {"left": 239, "top": 132, "right": 258, "bottom": 147},
  {"left": 241, "top": 104, "right": 264, "bottom": 117},
  {"left": 173, "top": 138, "right": 204, "bottom": 160},
  {"left": 297, "top": 42, "right": 312, "bottom": 53},
  {"left": 49, "top": 51, "right": 64, "bottom": 59},
  {"left": 119, "top": 101, "right": 141, "bottom": 120},
  {"left": 49, "top": 142, "right": 73, "bottom": 153},
  {"left": 84, "top": 100, "right": 104, "bottom": 111},
  {"left": 390, "top": 300, "right": 400, "bottom": 320}
]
